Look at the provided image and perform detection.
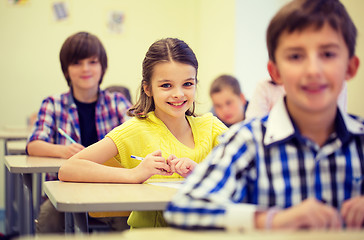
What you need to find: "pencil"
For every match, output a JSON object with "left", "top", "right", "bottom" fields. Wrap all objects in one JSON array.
[
  {"left": 130, "top": 155, "right": 144, "bottom": 161},
  {"left": 58, "top": 128, "right": 77, "bottom": 144}
]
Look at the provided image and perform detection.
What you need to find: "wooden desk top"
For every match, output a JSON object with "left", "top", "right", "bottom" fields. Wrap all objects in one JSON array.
[
  {"left": 4, "top": 155, "right": 66, "bottom": 173},
  {"left": 17, "top": 228, "right": 364, "bottom": 240},
  {"left": 43, "top": 179, "right": 179, "bottom": 212}
]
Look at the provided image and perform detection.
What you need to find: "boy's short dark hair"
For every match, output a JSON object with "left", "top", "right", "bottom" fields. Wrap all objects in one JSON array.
[
  {"left": 267, "top": 0, "right": 357, "bottom": 62},
  {"left": 210, "top": 74, "right": 242, "bottom": 96},
  {"left": 59, "top": 32, "right": 108, "bottom": 87}
]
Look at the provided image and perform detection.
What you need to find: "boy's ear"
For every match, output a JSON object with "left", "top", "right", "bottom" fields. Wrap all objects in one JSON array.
[
  {"left": 345, "top": 56, "right": 360, "bottom": 81},
  {"left": 267, "top": 61, "right": 283, "bottom": 85},
  {"left": 239, "top": 93, "right": 246, "bottom": 105},
  {"left": 143, "top": 84, "right": 152, "bottom": 97}
]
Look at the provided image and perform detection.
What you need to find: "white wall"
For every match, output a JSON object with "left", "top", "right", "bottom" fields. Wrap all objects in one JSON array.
[
  {"left": 235, "top": 0, "right": 290, "bottom": 99},
  {"left": 235, "top": 0, "right": 364, "bottom": 118}
]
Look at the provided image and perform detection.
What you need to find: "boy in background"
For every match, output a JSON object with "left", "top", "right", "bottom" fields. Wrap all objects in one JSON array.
[
  {"left": 27, "top": 32, "right": 131, "bottom": 232},
  {"left": 210, "top": 74, "right": 248, "bottom": 127},
  {"left": 165, "top": 0, "right": 363, "bottom": 230}
]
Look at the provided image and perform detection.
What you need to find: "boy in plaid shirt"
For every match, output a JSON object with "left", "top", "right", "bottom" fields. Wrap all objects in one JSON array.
[
  {"left": 165, "top": 0, "right": 363, "bottom": 230},
  {"left": 27, "top": 32, "right": 131, "bottom": 232}
]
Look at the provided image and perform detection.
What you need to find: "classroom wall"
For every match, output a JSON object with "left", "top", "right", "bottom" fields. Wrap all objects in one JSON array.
[
  {"left": 235, "top": 0, "right": 364, "bottom": 118},
  {"left": 0, "top": 0, "right": 235, "bottom": 209},
  {"left": 342, "top": 0, "right": 364, "bottom": 117},
  {"left": 1, "top": 0, "right": 362, "bottom": 129},
  {"left": 235, "top": 0, "right": 291, "bottom": 99},
  {"left": 0, "top": 0, "right": 235, "bottom": 128}
]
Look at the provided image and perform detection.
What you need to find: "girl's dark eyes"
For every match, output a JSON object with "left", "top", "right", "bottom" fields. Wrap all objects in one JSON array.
[
  {"left": 161, "top": 83, "right": 171, "bottom": 88},
  {"left": 160, "top": 81, "right": 194, "bottom": 88},
  {"left": 184, "top": 82, "right": 194, "bottom": 87}
]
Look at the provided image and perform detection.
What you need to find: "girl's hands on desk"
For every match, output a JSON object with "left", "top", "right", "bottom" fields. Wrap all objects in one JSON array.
[
  {"left": 60, "top": 143, "right": 85, "bottom": 159},
  {"left": 341, "top": 196, "right": 364, "bottom": 229},
  {"left": 135, "top": 150, "right": 172, "bottom": 181},
  {"left": 167, "top": 155, "right": 197, "bottom": 178}
]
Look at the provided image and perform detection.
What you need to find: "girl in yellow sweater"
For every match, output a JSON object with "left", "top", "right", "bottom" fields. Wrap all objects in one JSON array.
[{"left": 58, "top": 38, "right": 227, "bottom": 228}]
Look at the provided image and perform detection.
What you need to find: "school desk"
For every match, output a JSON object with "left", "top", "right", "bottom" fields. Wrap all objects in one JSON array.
[
  {"left": 6, "top": 140, "right": 27, "bottom": 155},
  {"left": 0, "top": 128, "right": 30, "bottom": 235},
  {"left": 16, "top": 228, "right": 364, "bottom": 240},
  {"left": 43, "top": 179, "right": 181, "bottom": 232},
  {"left": 4, "top": 155, "right": 66, "bottom": 235}
]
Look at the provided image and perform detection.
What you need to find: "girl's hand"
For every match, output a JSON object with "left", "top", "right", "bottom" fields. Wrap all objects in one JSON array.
[
  {"left": 341, "top": 196, "right": 364, "bottom": 229},
  {"left": 256, "top": 198, "right": 342, "bottom": 229},
  {"left": 167, "top": 155, "right": 197, "bottom": 178},
  {"left": 135, "top": 150, "right": 172, "bottom": 181},
  {"left": 61, "top": 143, "right": 85, "bottom": 159}
]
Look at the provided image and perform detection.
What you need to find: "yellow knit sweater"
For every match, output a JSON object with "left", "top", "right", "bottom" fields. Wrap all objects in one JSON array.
[
  {"left": 106, "top": 111, "right": 227, "bottom": 178},
  {"left": 106, "top": 111, "right": 227, "bottom": 228}
]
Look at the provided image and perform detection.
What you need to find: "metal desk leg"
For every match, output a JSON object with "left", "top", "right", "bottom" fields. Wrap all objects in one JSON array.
[
  {"left": 73, "top": 213, "right": 89, "bottom": 233},
  {"left": 22, "top": 173, "right": 35, "bottom": 235},
  {"left": 5, "top": 168, "right": 18, "bottom": 235},
  {"left": 33, "top": 173, "right": 42, "bottom": 218},
  {"left": 65, "top": 212, "right": 74, "bottom": 233},
  {"left": 65, "top": 212, "right": 88, "bottom": 234}
]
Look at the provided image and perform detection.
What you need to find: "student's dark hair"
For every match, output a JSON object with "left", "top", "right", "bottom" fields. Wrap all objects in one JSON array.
[
  {"left": 210, "top": 74, "right": 242, "bottom": 97},
  {"left": 60, "top": 32, "right": 108, "bottom": 87},
  {"left": 267, "top": 0, "right": 357, "bottom": 62},
  {"left": 128, "top": 38, "right": 198, "bottom": 119}
]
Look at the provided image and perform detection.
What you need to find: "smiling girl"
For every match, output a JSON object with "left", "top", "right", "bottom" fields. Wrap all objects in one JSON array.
[{"left": 58, "top": 38, "right": 227, "bottom": 228}]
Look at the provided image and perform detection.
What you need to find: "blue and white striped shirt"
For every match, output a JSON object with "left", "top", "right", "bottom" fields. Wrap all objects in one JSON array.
[{"left": 164, "top": 98, "right": 364, "bottom": 230}]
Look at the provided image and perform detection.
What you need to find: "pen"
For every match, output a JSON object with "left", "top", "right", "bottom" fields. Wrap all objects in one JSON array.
[
  {"left": 58, "top": 128, "right": 77, "bottom": 144},
  {"left": 130, "top": 155, "right": 144, "bottom": 161}
]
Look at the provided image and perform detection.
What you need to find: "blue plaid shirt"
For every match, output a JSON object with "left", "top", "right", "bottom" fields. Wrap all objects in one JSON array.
[
  {"left": 28, "top": 89, "right": 130, "bottom": 145},
  {"left": 164, "top": 98, "right": 364, "bottom": 230}
]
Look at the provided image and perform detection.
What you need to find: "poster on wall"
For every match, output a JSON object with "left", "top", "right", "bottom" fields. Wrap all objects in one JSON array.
[
  {"left": 8, "top": 0, "right": 29, "bottom": 5},
  {"left": 52, "top": 1, "right": 69, "bottom": 21},
  {"left": 107, "top": 11, "right": 124, "bottom": 34}
]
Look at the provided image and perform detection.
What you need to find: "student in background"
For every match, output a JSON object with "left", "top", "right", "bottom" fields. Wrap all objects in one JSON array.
[
  {"left": 58, "top": 38, "right": 227, "bottom": 229},
  {"left": 27, "top": 32, "right": 131, "bottom": 233},
  {"left": 105, "top": 85, "right": 133, "bottom": 104},
  {"left": 245, "top": 79, "right": 347, "bottom": 120},
  {"left": 210, "top": 74, "right": 248, "bottom": 127},
  {"left": 165, "top": 0, "right": 363, "bottom": 230},
  {"left": 245, "top": 79, "right": 285, "bottom": 120}
]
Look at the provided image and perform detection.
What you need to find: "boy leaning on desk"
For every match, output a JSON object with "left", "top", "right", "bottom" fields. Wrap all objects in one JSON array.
[
  {"left": 26, "top": 32, "right": 131, "bottom": 233},
  {"left": 165, "top": 0, "right": 364, "bottom": 231}
]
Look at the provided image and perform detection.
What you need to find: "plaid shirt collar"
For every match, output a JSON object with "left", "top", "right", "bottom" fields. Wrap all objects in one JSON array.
[
  {"left": 61, "top": 88, "right": 103, "bottom": 106},
  {"left": 264, "top": 97, "right": 364, "bottom": 147}
]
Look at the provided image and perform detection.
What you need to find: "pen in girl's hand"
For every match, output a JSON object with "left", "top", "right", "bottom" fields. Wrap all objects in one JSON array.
[
  {"left": 58, "top": 128, "right": 77, "bottom": 144},
  {"left": 131, "top": 155, "right": 144, "bottom": 161}
]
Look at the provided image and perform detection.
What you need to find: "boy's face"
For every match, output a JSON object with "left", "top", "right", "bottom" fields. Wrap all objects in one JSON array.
[
  {"left": 268, "top": 23, "right": 359, "bottom": 116},
  {"left": 68, "top": 56, "right": 102, "bottom": 93},
  {"left": 211, "top": 88, "right": 246, "bottom": 125}
]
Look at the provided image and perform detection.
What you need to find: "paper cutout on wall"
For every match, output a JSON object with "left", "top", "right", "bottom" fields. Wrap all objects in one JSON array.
[
  {"left": 53, "top": 2, "right": 68, "bottom": 21},
  {"left": 8, "top": 0, "right": 29, "bottom": 5},
  {"left": 107, "top": 11, "right": 124, "bottom": 34}
]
